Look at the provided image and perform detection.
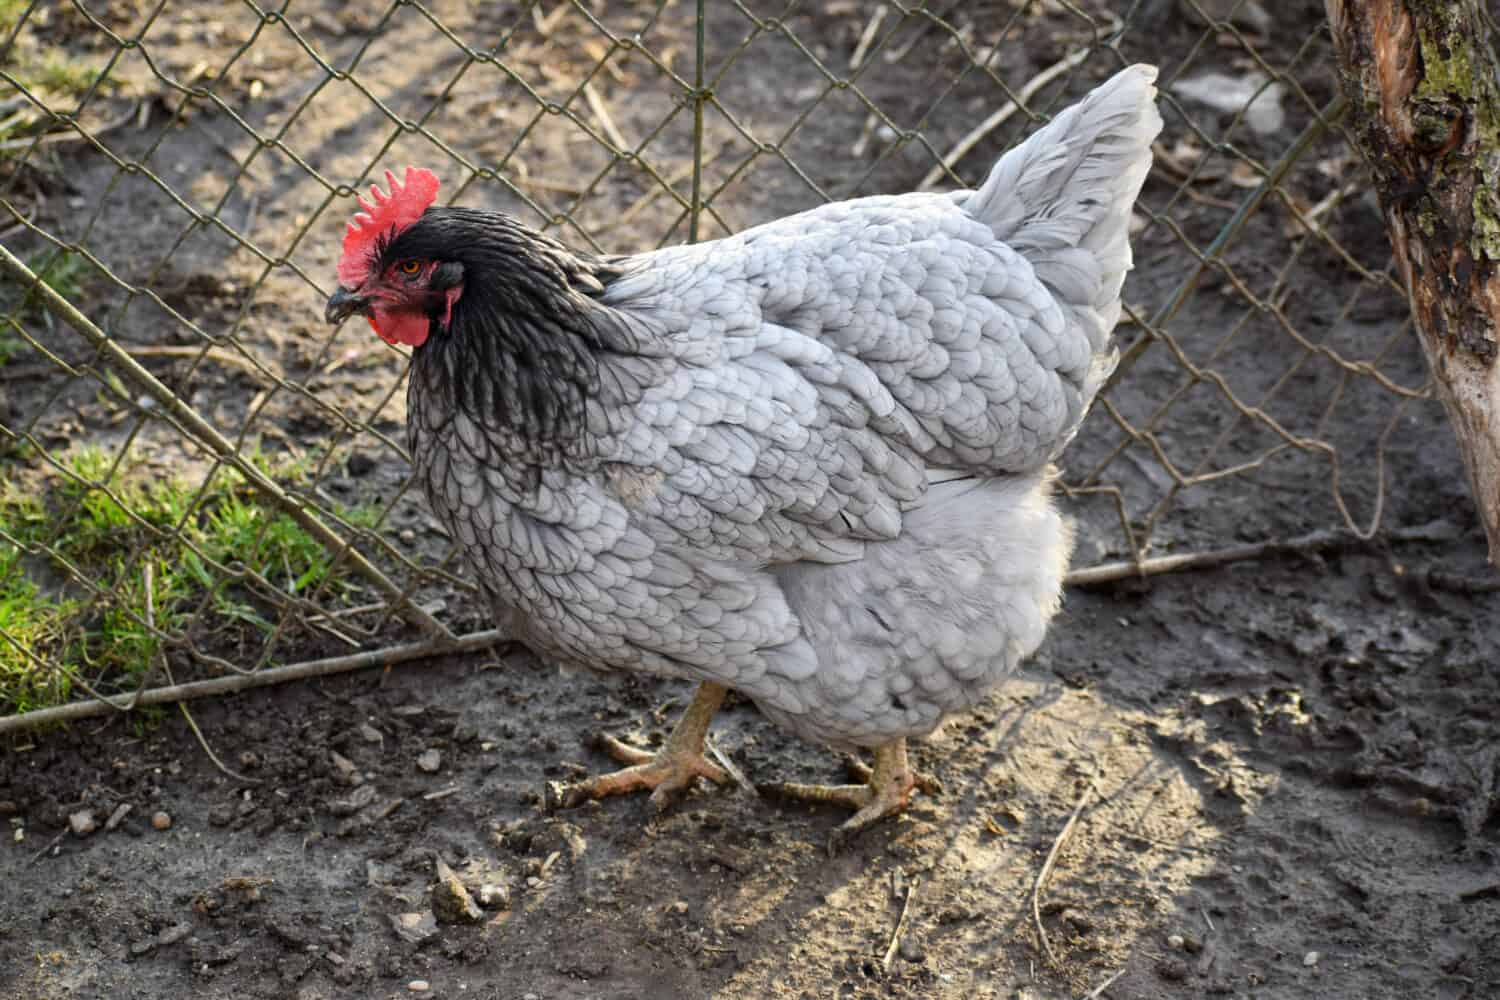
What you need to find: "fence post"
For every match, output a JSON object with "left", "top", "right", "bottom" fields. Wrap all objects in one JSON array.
[
  {"left": 1327, "top": 0, "right": 1500, "bottom": 563},
  {"left": 688, "top": 0, "right": 707, "bottom": 245}
]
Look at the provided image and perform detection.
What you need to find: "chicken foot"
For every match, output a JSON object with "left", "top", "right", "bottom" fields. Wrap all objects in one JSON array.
[
  {"left": 547, "top": 682, "right": 730, "bottom": 811},
  {"left": 763, "top": 739, "right": 941, "bottom": 848}
]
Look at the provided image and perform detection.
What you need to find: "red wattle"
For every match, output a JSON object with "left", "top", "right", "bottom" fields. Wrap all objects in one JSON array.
[{"left": 369, "top": 310, "right": 430, "bottom": 347}]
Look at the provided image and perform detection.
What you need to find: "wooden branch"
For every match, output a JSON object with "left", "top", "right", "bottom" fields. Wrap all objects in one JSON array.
[
  {"left": 1326, "top": 0, "right": 1500, "bottom": 563},
  {"left": 0, "top": 630, "right": 507, "bottom": 737}
]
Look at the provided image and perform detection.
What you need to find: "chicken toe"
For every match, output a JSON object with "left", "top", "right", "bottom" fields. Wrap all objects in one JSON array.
[
  {"left": 547, "top": 682, "right": 729, "bottom": 812},
  {"left": 762, "top": 739, "right": 938, "bottom": 848}
]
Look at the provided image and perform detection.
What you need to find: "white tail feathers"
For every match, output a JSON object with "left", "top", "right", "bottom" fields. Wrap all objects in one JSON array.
[
  {"left": 955, "top": 64, "right": 1161, "bottom": 452},
  {"left": 963, "top": 64, "right": 1162, "bottom": 324}
]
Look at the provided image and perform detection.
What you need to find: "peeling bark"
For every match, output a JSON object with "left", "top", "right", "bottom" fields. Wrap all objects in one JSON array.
[{"left": 1327, "top": 0, "right": 1500, "bottom": 563}]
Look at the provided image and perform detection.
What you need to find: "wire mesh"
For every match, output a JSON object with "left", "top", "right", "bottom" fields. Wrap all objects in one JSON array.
[{"left": 0, "top": 0, "right": 1455, "bottom": 723}]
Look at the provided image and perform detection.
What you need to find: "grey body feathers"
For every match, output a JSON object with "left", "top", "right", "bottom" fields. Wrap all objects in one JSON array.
[{"left": 409, "top": 66, "right": 1162, "bottom": 749}]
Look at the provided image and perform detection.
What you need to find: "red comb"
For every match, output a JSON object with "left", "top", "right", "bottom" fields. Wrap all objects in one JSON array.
[{"left": 336, "top": 166, "right": 441, "bottom": 287}]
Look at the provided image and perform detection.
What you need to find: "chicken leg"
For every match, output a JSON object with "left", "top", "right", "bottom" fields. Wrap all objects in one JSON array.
[
  {"left": 763, "top": 739, "right": 941, "bottom": 847},
  {"left": 547, "top": 682, "right": 730, "bottom": 811}
]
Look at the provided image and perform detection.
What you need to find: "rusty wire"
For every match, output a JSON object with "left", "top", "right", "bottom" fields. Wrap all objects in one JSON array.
[{"left": 0, "top": 0, "right": 1442, "bottom": 728}]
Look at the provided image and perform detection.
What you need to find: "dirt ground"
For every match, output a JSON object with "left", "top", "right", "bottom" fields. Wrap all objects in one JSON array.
[
  {"left": 4, "top": 534, "right": 1498, "bottom": 1000},
  {"left": 3, "top": 1, "right": 1499, "bottom": 998}
]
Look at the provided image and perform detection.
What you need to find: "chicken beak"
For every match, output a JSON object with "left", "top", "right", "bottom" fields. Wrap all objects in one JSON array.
[{"left": 325, "top": 287, "right": 369, "bottom": 324}]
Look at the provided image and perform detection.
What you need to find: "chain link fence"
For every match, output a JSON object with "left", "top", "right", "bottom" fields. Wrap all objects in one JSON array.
[{"left": 0, "top": 0, "right": 1459, "bottom": 728}]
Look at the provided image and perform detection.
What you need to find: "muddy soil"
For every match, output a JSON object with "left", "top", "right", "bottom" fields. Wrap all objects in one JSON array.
[
  {"left": 4, "top": 537, "right": 1498, "bottom": 1000},
  {"left": 3, "top": 2, "right": 1499, "bottom": 998}
]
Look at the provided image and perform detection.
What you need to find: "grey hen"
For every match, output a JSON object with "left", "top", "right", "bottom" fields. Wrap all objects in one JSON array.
[{"left": 325, "top": 64, "right": 1162, "bottom": 838}]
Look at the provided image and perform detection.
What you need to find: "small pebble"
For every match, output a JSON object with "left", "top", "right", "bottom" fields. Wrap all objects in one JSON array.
[
  {"left": 670, "top": 900, "right": 689, "bottom": 915},
  {"left": 359, "top": 723, "right": 383, "bottom": 744},
  {"left": 1304, "top": 951, "right": 1321, "bottom": 967},
  {"left": 12, "top": 827, "right": 22, "bottom": 843},
  {"left": 156, "top": 923, "right": 191, "bottom": 946},
  {"left": 1156, "top": 957, "right": 1189, "bottom": 981},
  {"left": 68, "top": 810, "right": 98, "bottom": 837},
  {"left": 1167, "top": 933, "right": 1186, "bottom": 950},
  {"left": 407, "top": 981, "right": 430, "bottom": 993},
  {"left": 476, "top": 883, "right": 511, "bottom": 910},
  {"left": 152, "top": 812, "right": 173, "bottom": 831},
  {"left": 330, "top": 784, "right": 378, "bottom": 816},
  {"left": 330, "top": 751, "right": 359, "bottom": 781},
  {"left": 416, "top": 750, "right": 442, "bottom": 774},
  {"left": 431, "top": 859, "right": 484, "bottom": 924},
  {"left": 390, "top": 911, "right": 439, "bottom": 945}
]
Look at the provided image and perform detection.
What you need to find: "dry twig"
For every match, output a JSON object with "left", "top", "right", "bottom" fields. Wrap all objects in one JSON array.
[
  {"left": 582, "top": 81, "right": 631, "bottom": 154},
  {"left": 1080, "top": 967, "right": 1127, "bottom": 999},
  {"left": 530, "top": 2, "right": 569, "bottom": 38},
  {"left": 881, "top": 874, "right": 919, "bottom": 972},
  {"left": 0, "top": 103, "right": 140, "bottom": 153},
  {"left": 1, "top": 345, "right": 279, "bottom": 384},
  {"left": 602, "top": 154, "right": 716, "bottom": 235},
  {"left": 919, "top": 28, "right": 1112, "bottom": 190},
  {"left": 145, "top": 564, "right": 262, "bottom": 786},
  {"left": 1032, "top": 783, "right": 1093, "bottom": 966},
  {"left": 706, "top": 737, "right": 755, "bottom": 794},
  {"left": 26, "top": 830, "right": 67, "bottom": 866},
  {"left": 849, "top": 6, "right": 888, "bottom": 71},
  {"left": 125, "top": 344, "right": 279, "bottom": 382},
  {"left": 175, "top": 700, "right": 261, "bottom": 784},
  {"left": 0, "top": 630, "right": 507, "bottom": 735},
  {"left": 1062, "top": 521, "right": 1453, "bottom": 587}
]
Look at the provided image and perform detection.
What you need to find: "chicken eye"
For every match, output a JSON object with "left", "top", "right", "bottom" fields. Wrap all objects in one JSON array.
[{"left": 398, "top": 260, "right": 424, "bottom": 276}]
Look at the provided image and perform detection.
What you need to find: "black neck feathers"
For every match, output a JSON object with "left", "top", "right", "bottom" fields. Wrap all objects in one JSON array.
[{"left": 397, "top": 208, "right": 635, "bottom": 457}]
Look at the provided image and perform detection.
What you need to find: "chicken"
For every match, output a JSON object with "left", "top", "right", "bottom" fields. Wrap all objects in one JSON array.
[{"left": 325, "top": 65, "right": 1162, "bottom": 841}]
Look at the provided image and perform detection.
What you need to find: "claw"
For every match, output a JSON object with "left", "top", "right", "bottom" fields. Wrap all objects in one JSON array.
[
  {"left": 544, "top": 683, "right": 730, "bottom": 815},
  {"left": 763, "top": 739, "right": 937, "bottom": 851},
  {"left": 547, "top": 735, "right": 729, "bottom": 812}
]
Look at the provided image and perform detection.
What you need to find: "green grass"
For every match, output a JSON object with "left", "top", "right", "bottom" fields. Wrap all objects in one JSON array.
[
  {"left": 0, "top": 0, "right": 29, "bottom": 37},
  {"left": 0, "top": 330, "right": 21, "bottom": 366},
  {"left": 0, "top": 1, "right": 112, "bottom": 153},
  {"left": 0, "top": 445, "right": 382, "bottom": 716},
  {"left": 32, "top": 250, "right": 86, "bottom": 301},
  {"left": 0, "top": 249, "right": 90, "bottom": 365},
  {"left": 32, "top": 56, "right": 96, "bottom": 97},
  {"left": 0, "top": 549, "right": 78, "bottom": 714}
]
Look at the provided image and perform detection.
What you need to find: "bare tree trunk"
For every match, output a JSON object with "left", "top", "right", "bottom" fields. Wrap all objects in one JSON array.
[{"left": 1326, "top": 0, "right": 1500, "bottom": 563}]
